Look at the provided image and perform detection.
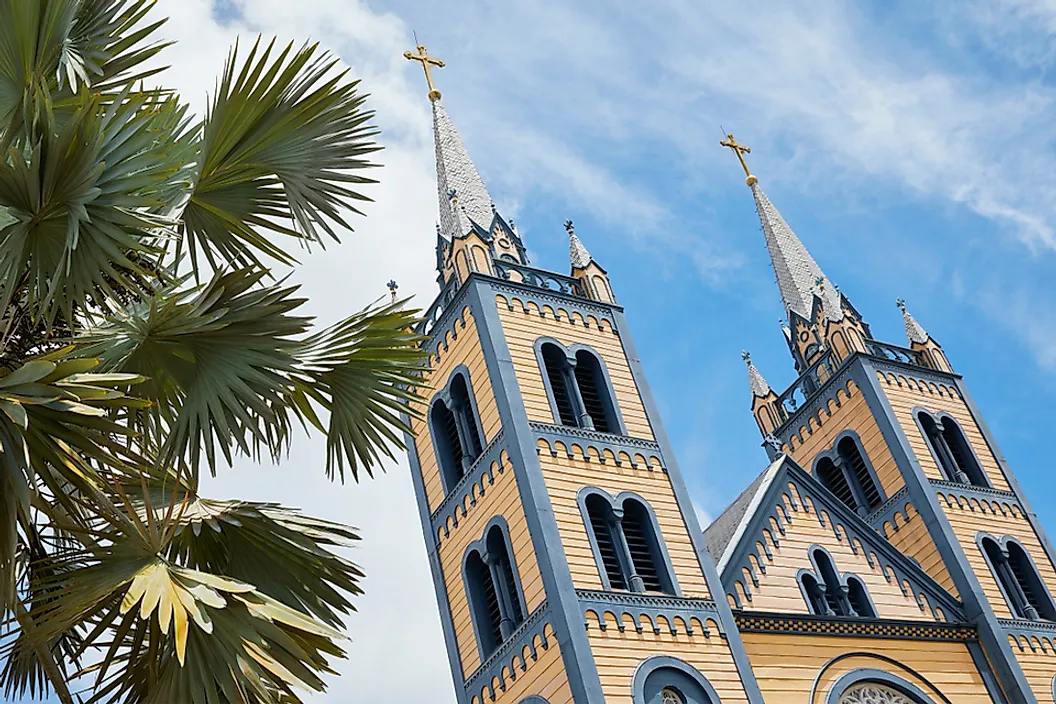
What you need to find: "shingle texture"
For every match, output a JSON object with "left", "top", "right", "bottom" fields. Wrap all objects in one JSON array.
[
  {"left": 433, "top": 99, "right": 494, "bottom": 241},
  {"left": 569, "top": 232, "right": 592, "bottom": 269},
  {"left": 901, "top": 305, "right": 930, "bottom": 345},
  {"left": 703, "top": 465, "right": 774, "bottom": 564}
]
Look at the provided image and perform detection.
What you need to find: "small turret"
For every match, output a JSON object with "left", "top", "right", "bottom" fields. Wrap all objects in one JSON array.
[
  {"left": 566, "top": 220, "right": 615, "bottom": 303},
  {"left": 897, "top": 299, "right": 952, "bottom": 372},
  {"left": 744, "top": 351, "right": 780, "bottom": 436}
]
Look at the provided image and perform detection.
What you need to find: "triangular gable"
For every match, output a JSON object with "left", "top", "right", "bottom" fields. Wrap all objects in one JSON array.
[{"left": 712, "top": 456, "right": 964, "bottom": 622}]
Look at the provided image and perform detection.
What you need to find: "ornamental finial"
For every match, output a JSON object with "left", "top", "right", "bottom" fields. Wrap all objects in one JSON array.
[
  {"left": 404, "top": 41, "right": 445, "bottom": 101},
  {"left": 564, "top": 220, "right": 575, "bottom": 234},
  {"left": 896, "top": 297, "right": 906, "bottom": 311},
  {"left": 387, "top": 279, "right": 399, "bottom": 301},
  {"left": 720, "top": 132, "right": 758, "bottom": 186},
  {"left": 741, "top": 350, "right": 752, "bottom": 364}
]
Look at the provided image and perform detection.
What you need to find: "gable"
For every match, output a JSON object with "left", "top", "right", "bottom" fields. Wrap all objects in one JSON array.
[{"left": 714, "top": 457, "right": 964, "bottom": 623}]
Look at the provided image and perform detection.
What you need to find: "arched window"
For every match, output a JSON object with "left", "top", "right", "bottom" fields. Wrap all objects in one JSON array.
[
  {"left": 982, "top": 536, "right": 1056, "bottom": 621},
  {"left": 661, "top": 689, "right": 685, "bottom": 704},
  {"left": 633, "top": 657, "right": 720, "bottom": 704},
  {"left": 465, "top": 523, "right": 525, "bottom": 658},
  {"left": 838, "top": 682, "right": 921, "bottom": 704},
  {"left": 801, "top": 548, "right": 875, "bottom": 618},
  {"left": 538, "top": 341, "right": 621, "bottom": 434},
  {"left": 918, "top": 411, "right": 987, "bottom": 487},
  {"left": 816, "top": 456, "right": 856, "bottom": 511},
  {"left": 582, "top": 492, "right": 675, "bottom": 595},
  {"left": 430, "top": 370, "right": 485, "bottom": 492},
  {"left": 837, "top": 437, "right": 882, "bottom": 513}
]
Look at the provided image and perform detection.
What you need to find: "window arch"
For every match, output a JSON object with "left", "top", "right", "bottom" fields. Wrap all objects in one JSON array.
[
  {"left": 916, "top": 410, "right": 987, "bottom": 487},
  {"left": 799, "top": 547, "right": 877, "bottom": 618},
  {"left": 632, "top": 656, "right": 722, "bottom": 704},
  {"left": 980, "top": 534, "right": 1056, "bottom": 621},
  {"left": 579, "top": 489, "right": 677, "bottom": 595},
  {"left": 463, "top": 519, "right": 527, "bottom": 658},
  {"left": 826, "top": 669, "right": 940, "bottom": 704},
  {"left": 430, "top": 368, "right": 486, "bottom": 492},
  {"left": 536, "top": 339, "right": 623, "bottom": 434},
  {"left": 814, "top": 433, "right": 884, "bottom": 517}
]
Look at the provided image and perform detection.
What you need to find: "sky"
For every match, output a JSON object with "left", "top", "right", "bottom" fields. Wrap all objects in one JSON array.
[{"left": 17, "top": 0, "right": 1056, "bottom": 702}]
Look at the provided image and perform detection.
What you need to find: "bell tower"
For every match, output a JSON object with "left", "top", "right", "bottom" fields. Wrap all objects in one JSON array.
[
  {"left": 402, "top": 48, "right": 763, "bottom": 704},
  {"left": 730, "top": 135, "right": 1056, "bottom": 703}
]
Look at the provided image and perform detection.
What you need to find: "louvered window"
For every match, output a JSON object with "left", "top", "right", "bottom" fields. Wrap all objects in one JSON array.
[
  {"left": 466, "top": 527, "right": 526, "bottom": 658},
  {"left": 1007, "top": 542, "right": 1056, "bottom": 620},
  {"left": 486, "top": 527, "right": 524, "bottom": 628},
  {"left": 586, "top": 495, "right": 626, "bottom": 590},
  {"left": 817, "top": 457, "right": 857, "bottom": 512},
  {"left": 623, "top": 501, "right": 664, "bottom": 592},
  {"left": 847, "top": 577, "right": 875, "bottom": 617},
  {"left": 838, "top": 438, "right": 882, "bottom": 513},
  {"left": 432, "top": 401, "right": 464, "bottom": 491},
  {"left": 465, "top": 552, "right": 502, "bottom": 654},
  {"left": 801, "top": 573, "right": 829, "bottom": 615},
  {"left": 801, "top": 549, "right": 875, "bottom": 619},
  {"left": 450, "top": 375, "right": 483, "bottom": 459},
  {"left": 940, "top": 417, "right": 987, "bottom": 487},
  {"left": 541, "top": 344, "right": 577, "bottom": 426},
  {"left": 574, "top": 351, "right": 616, "bottom": 433}
]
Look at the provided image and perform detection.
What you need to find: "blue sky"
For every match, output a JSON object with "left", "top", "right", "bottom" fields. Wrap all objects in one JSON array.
[{"left": 13, "top": 1, "right": 1056, "bottom": 702}]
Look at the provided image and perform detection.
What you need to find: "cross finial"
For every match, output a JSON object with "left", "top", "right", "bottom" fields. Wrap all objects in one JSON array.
[
  {"left": 564, "top": 220, "right": 574, "bottom": 234},
  {"left": 896, "top": 297, "right": 906, "bottom": 311},
  {"left": 720, "top": 132, "right": 758, "bottom": 186},
  {"left": 387, "top": 279, "right": 399, "bottom": 301},
  {"left": 815, "top": 276, "right": 826, "bottom": 291},
  {"left": 404, "top": 42, "right": 445, "bottom": 101},
  {"left": 741, "top": 350, "right": 752, "bottom": 364}
]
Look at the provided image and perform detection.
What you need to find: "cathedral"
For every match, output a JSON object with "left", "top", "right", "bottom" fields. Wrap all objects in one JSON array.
[{"left": 401, "top": 44, "right": 1056, "bottom": 704}]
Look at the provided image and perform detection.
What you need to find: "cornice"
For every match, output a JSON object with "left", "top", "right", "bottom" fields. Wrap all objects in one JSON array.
[{"left": 734, "top": 610, "right": 976, "bottom": 642}]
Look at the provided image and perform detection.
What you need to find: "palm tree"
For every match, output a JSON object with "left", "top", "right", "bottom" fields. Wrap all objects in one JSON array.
[{"left": 0, "top": 2, "right": 427, "bottom": 702}]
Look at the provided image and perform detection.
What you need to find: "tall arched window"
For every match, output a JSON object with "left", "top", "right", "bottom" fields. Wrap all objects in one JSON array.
[
  {"left": 538, "top": 342, "right": 621, "bottom": 434},
  {"left": 982, "top": 536, "right": 1056, "bottom": 621},
  {"left": 816, "top": 456, "right": 856, "bottom": 510},
  {"left": 918, "top": 411, "right": 987, "bottom": 487},
  {"left": 430, "top": 371, "right": 485, "bottom": 492},
  {"left": 801, "top": 548, "right": 875, "bottom": 618},
  {"left": 837, "top": 437, "right": 882, "bottom": 513},
  {"left": 581, "top": 492, "right": 675, "bottom": 595},
  {"left": 465, "top": 523, "right": 525, "bottom": 658}
]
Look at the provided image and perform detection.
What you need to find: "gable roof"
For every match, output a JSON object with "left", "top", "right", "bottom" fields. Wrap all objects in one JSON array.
[{"left": 707, "top": 455, "right": 964, "bottom": 622}]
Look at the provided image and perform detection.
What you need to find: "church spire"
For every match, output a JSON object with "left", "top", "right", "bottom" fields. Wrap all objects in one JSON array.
[
  {"left": 566, "top": 220, "right": 592, "bottom": 268},
  {"left": 431, "top": 98, "right": 495, "bottom": 242},
  {"left": 897, "top": 298, "right": 930, "bottom": 345},
  {"left": 743, "top": 351, "right": 772, "bottom": 398}
]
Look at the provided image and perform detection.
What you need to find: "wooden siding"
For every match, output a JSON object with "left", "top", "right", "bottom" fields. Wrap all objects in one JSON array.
[
  {"left": 437, "top": 450, "right": 545, "bottom": 678},
  {"left": 731, "top": 484, "right": 946, "bottom": 621},
  {"left": 882, "top": 501, "right": 957, "bottom": 596},
  {"left": 786, "top": 380, "right": 907, "bottom": 503},
  {"left": 469, "top": 623, "right": 573, "bottom": 704},
  {"left": 410, "top": 307, "right": 503, "bottom": 512},
  {"left": 741, "top": 632, "right": 993, "bottom": 703},
  {"left": 495, "top": 294, "right": 654, "bottom": 440},
  {"left": 939, "top": 491, "right": 1056, "bottom": 621},
  {"left": 878, "top": 370, "right": 1013, "bottom": 492},
  {"left": 1009, "top": 636, "right": 1056, "bottom": 702},
  {"left": 585, "top": 613, "right": 750, "bottom": 703},
  {"left": 537, "top": 442, "right": 711, "bottom": 598}
]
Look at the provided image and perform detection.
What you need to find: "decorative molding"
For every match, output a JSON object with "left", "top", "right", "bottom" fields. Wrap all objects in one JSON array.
[
  {"left": 931, "top": 479, "right": 1019, "bottom": 505},
  {"left": 1001, "top": 618, "right": 1056, "bottom": 653},
  {"left": 578, "top": 589, "right": 722, "bottom": 636},
  {"left": 491, "top": 280, "right": 619, "bottom": 321},
  {"left": 532, "top": 423, "right": 664, "bottom": 469},
  {"left": 871, "top": 358, "right": 963, "bottom": 390},
  {"left": 867, "top": 486, "right": 911, "bottom": 532},
  {"left": 734, "top": 610, "right": 976, "bottom": 641},
  {"left": 431, "top": 431, "right": 507, "bottom": 537},
  {"left": 464, "top": 601, "right": 552, "bottom": 701}
]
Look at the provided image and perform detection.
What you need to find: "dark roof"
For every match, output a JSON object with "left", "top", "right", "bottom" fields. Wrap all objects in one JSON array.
[{"left": 702, "top": 464, "right": 775, "bottom": 564}]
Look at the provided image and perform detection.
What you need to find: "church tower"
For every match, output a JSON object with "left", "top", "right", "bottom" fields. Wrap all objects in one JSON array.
[
  {"left": 402, "top": 47, "right": 763, "bottom": 704},
  {"left": 726, "top": 135, "right": 1056, "bottom": 702}
]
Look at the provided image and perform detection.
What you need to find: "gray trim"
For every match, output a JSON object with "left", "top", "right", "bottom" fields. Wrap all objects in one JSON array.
[
  {"left": 465, "top": 601, "right": 554, "bottom": 702},
  {"left": 631, "top": 655, "right": 723, "bottom": 704},
  {"left": 532, "top": 336, "right": 627, "bottom": 434},
  {"left": 401, "top": 422, "right": 469, "bottom": 703},
  {"left": 576, "top": 487, "right": 682, "bottom": 596},
  {"left": 824, "top": 668, "right": 941, "bottom": 704},
  {"left": 610, "top": 309, "right": 765, "bottom": 704},
  {"left": 955, "top": 378, "right": 1056, "bottom": 611},
  {"left": 966, "top": 640, "right": 1009, "bottom": 704},
  {"left": 461, "top": 515, "right": 531, "bottom": 660},
  {"left": 911, "top": 406, "right": 992, "bottom": 488},
  {"left": 577, "top": 589, "right": 721, "bottom": 635},
  {"left": 856, "top": 357, "right": 1034, "bottom": 702},
  {"left": 468, "top": 280, "right": 605, "bottom": 703}
]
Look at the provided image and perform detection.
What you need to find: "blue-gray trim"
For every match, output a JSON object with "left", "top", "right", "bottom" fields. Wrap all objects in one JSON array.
[
  {"left": 465, "top": 601, "right": 554, "bottom": 702},
  {"left": 432, "top": 429, "right": 507, "bottom": 537},
  {"left": 856, "top": 357, "right": 1034, "bottom": 702},
  {"left": 532, "top": 336, "right": 628, "bottom": 434},
  {"left": 717, "top": 456, "right": 963, "bottom": 621},
  {"left": 576, "top": 487, "right": 682, "bottom": 596},
  {"left": 401, "top": 419, "right": 469, "bottom": 703},
  {"left": 955, "top": 377, "right": 1056, "bottom": 613},
  {"left": 610, "top": 308, "right": 765, "bottom": 704},
  {"left": 911, "top": 406, "right": 992, "bottom": 488},
  {"left": 469, "top": 278, "right": 606, "bottom": 703},
  {"left": 966, "top": 640, "right": 1010, "bottom": 703},
  {"left": 461, "top": 515, "right": 531, "bottom": 660},
  {"left": 631, "top": 656, "right": 723, "bottom": 704},
  {"left": 518, "top": 697, "right": 550, "bottom": 704},
  {"left": 577, "top": 589, "right": 722, "bottom": 635},
  {"left": 976, "top": 532, "right": 1056, "bottom": 622},
  {"left": 429, "top": 363, "right": 490, "bottom": 494},
  {"left": 824, "top": 668, "right": 940, "bottom": 704}
]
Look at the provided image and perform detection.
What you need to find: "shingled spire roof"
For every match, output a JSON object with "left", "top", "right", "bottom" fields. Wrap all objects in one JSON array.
[
  {"left": 566, "top": 220, "right": 593, "bottom": 269},
  {"left": 743, "top": 352, "right": 772, "bottom": 398},
  {"left": 898, "top": 299, "right": 930, "bottom": 345},
  {"left": 751, "top": 182, "right": 845, "bottom": 323},
  {"left": 433, "top": 99, "right": 494, "bottom": 241}
]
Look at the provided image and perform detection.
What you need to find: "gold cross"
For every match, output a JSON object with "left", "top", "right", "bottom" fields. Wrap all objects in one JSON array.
[
  {"left": 404, "top": 43, "right": 445, "bottom": 101},
  {"left": 720, "top": 132, "right": 758, "bottom": 186}
]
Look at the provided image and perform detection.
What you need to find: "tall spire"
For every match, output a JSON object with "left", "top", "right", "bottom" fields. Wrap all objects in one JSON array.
[
  {"left": 897, "top": 299, "right": 930, "bottom": 344},
  {"left": 432, "top": 99, "right": 495, "bottom": 241},
  {"left": 719, "top": 132, "right": 845, "bottom": 323},
  {"left": 566, "top": 220, "right": 592, "bottom": 269},
  {"left": 743, "top": 351, "right": 772, "bottom": 398}
]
